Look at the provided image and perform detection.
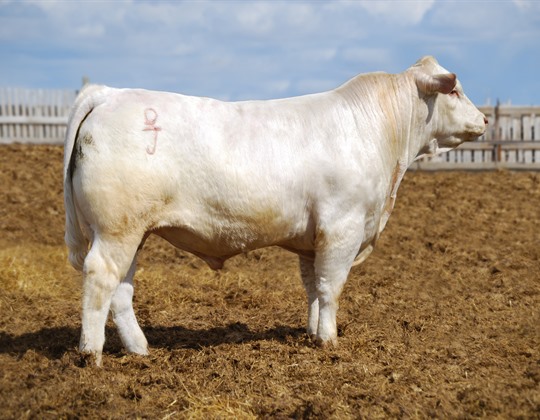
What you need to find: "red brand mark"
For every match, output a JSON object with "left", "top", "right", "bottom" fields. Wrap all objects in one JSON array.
[{"left": 142, "top": 108, "right": 162, "bottom": 154}]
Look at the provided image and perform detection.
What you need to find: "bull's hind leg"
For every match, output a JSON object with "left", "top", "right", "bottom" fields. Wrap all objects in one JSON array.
[
  {"left": 299, "top": 256, "right": 318, "bottom": 340},
  {"left": 110, "top": 255, "right": 148, "bottom": 355},
  {"left": 80, "top": 235, "right": 140, "bottom": 366}
]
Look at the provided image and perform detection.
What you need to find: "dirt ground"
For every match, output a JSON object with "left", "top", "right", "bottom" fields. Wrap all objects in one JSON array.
[{"left": 0, "top": 144, "right": 539, "bottom": 419}]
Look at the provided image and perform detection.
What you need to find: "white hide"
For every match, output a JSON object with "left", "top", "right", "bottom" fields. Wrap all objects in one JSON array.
[{"left": 64, "top": 56, "right": 486, "bottom": 365}]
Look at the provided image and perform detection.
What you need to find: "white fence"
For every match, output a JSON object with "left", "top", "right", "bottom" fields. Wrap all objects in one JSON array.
[
  {"left": 0, "top": 88, "right": 539, "bottom": 170},
  {"left": 0, "top": 87, "right": 77, "bottom": 145},
  {"left": 413, "top": 141, "right": 540, "bottom": 171}
]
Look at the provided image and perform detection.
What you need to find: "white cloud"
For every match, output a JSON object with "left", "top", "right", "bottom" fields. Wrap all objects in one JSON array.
[
  {"left": 171, "top": 44, "right": 197, "bottom": 57},
  {"left": 513, "top": 0, "right": 540, "bottom": 12},
  {"left": 357, "top": 0, "right": 435, "bottom": 25},
  {"left": 76, "top": 24, "right": 105, "bottom": 38},
  {"left": 341, "top": 47, "right": 391, "bottom": 67},
  {"left": 231, "top": 2, "right": 324, "bottom": 38},
  {"left": 300, "top": 48, "right": 338, "bottom": 62},
  {"left": 236, "top": 3, "right": 276, "bottom": 35}
]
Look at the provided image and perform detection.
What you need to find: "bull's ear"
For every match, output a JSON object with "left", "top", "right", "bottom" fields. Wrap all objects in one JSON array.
[
  {"left": 414, "top": 55, "right": 438, "bottom": 67},
  {"left": 416, "top": 72, "right": 456, "bottom": 95}
]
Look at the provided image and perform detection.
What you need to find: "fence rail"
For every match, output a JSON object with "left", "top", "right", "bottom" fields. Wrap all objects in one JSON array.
[
  {"left": 412, "top": 141, "right": 540, "bottom": 171},
  {"left": 0, "top": 87, "right": 76, "bottom": 145},
  {"left": 0, "top": 87, "right": 539, "bottom": 170}
]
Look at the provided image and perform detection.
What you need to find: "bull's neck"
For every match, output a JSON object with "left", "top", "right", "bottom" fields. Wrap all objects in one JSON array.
[
  {"left": 338, "top": 72, "right": 431, "bottom": 170},
  {"left": 335, "top": 72, "right": 438, "bottom": 224},
  {"left": 381, "top": 77, "right": 433, "bottom": 168}
]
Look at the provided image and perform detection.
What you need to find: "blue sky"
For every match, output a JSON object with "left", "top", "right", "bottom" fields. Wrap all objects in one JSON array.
[{"left": 1, "top": 0, "right": 539, "bottom": 105}]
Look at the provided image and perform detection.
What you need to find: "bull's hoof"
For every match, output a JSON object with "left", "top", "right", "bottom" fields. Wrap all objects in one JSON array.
[
  {"left": 314, "top": 336, "right": 338, "bottom": 349},
  {"left": 77, "top": 350, "right": 103, "bottom": 367},
  {"left": 127, "top": 346, "right": 149, "bottom": 356}
]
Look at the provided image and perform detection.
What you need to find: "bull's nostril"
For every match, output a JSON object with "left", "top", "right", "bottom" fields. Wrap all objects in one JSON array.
[{"left": 484, "top": 117, "right": 488, "bottom": 125}]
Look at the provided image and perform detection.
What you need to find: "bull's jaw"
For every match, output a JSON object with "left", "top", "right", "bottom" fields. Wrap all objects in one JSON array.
[
  {"left": 418, "top": 126, "right": 485, "bottom": 159},
  {"left": 437, "top": 136, "right": 470, "bottom": 151},
  {"left": 437, "top": 128, "right": 486, "bottom": 151},
  {"left": 415, "top": 138, "right": 453, "bottom": 159}
]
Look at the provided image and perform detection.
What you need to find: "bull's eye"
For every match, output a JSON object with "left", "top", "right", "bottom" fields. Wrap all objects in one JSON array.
[{"left": 449, "top": 89, "right": 460, "bottom": 98}]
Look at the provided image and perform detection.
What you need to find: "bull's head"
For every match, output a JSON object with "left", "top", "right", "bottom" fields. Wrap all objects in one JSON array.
[{"left": 412, "top": 56, "right": 487, "bottom": 154}]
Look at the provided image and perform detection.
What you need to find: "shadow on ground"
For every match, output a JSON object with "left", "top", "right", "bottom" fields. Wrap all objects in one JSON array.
[{"left": 0, "top": 323, "right": 306, "bottom": 360}]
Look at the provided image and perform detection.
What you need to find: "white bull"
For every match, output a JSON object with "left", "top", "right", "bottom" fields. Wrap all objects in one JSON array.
[{"left": 64, "top": 56, "right": 487, "bottom": 365}]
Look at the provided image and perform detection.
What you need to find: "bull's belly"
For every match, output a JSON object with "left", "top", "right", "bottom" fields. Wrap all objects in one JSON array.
[
  {"left": 151, "top": 207, "right": 382, "bottom": 270},
  {"left": 152, "top": 223, "right": 314, "bottom": 270}
]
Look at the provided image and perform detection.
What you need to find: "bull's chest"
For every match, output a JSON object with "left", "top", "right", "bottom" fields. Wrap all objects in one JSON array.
[{"left": 353, "top": 160, "right": 406, "bottom": 265}]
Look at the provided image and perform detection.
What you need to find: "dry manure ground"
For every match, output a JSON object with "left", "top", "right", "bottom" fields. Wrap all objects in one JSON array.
[{"left": 0, "top": 144, "right": 539, "bottom": 419}]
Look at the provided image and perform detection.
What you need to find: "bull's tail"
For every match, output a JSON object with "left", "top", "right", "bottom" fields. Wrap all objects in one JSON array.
[{"left": 63, "top": 84, "right": 109, "bottom": 271}]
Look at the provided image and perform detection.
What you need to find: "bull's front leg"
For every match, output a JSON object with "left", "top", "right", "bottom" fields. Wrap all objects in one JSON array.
[
  {"left": 313, "top": 230, "right": 362, "bottom": 347},
  {"left": 110, "top": 255, "right": 148, "bottom": 355},
  {"left": 299, "top": 256, "right": 318, "bottom": 340}
]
